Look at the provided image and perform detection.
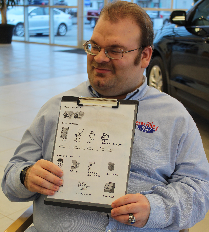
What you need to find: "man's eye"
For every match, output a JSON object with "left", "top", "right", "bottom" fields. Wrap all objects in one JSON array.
[
  {"left": 109, "top": 49, "right": 121, "bottom": 54},
  {"left": 91, "top": 46, "right": 100, "bottom": 51}
]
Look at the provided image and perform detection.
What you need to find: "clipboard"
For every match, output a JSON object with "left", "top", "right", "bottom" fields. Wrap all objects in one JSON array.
[{"left": 45, "top": 96, "right": 138, "bottom": 213}]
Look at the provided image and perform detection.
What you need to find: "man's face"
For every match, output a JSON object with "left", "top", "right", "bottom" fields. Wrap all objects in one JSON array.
[{"left": 87, "top": 17, "right": 150, "bottom": 98}]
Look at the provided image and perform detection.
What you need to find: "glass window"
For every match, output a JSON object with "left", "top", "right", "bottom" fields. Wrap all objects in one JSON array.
[
  {"left": 53, "top": 8, "right": 77, "bottom": 46},
  {"left": 28, "top": 0, "right": 49, "bottom": 5},
  {"left": 53, "top": 0, "right": 77, "bottom": 7},
  {"left": 134, "top": 0, "right": 171, "bottom": 9},
  {"left": 173, "top": 0, "right": 194, "bottom": 9},
  {"left": 29, "top": 7, "right": 45, "bottom": 15},
  {"left": 83, "top": 0, "right": 104, "bottom": 41},
  {"left": 7, "top": 7, "right": 23, "bottom": 15},
  {"left": 28, "top": 7, "right": 49, "bottom": 43},
  {"left": 6, "top": 7, "right": 24, "bottom": 41},
  {"left": 10, "top": 0, "right": 200, "bottom": 48},
  {"left": 45, "top": 7, "right": 49, "bottom": 14},
  {"left": 54, "top": 9, "right": 61, "bottom": 15}
]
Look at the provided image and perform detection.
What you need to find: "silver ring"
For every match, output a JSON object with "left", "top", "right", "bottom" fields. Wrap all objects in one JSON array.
[{"left": 128, "top": 213, "right": 136, "bottom": 224}]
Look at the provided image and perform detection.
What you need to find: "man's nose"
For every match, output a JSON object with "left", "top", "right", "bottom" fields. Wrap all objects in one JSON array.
[{"left": 94, "top": 48, "right": 110, "bottom": 63}]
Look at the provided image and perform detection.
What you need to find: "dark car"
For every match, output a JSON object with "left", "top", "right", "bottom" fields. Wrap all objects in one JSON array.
[
  {"left": 28, "top": 0, "right": 49, "bottom": 5},
  {"left": 146, "top": 0, "right": 209, "bottom": 120}
]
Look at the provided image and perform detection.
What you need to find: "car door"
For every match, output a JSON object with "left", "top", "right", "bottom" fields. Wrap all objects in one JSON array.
[
  {"left": 29, "top": 7, "right": 49, "bottom": 34},
  {"left": 53, "top": 9, "right": 61, "bottom": 32},
  {"left": 170, "top": 0, "right": 209, "bottom": 118}
]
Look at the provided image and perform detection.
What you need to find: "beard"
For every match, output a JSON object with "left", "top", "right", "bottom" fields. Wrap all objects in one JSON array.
[{"left": 88, "top": 60, "right": 116, "bottom": 89}]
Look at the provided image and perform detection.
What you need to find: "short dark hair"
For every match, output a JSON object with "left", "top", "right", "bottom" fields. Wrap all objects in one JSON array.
[{"left": 99, "top": 0, "right": 154, "bottom": 49}]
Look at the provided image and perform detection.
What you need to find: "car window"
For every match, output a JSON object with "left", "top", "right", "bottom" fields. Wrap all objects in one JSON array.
[
  {"left": 191, "top": 1, "right": 209, "bottom": 26},
  {"left": 53, "top": 9, "right": 60, "bottom": 15},
  {"left": 30, "top": 8, "right": 45, "bottom": 16}
]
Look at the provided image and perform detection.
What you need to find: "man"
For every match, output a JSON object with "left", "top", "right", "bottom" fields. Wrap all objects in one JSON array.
[{"left": 2, "top": 1, "right": 209, "bottom": 231}]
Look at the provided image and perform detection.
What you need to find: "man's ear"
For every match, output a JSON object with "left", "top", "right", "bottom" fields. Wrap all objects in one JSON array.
[{"left": 141, "top": 46, "right": 153, "bottom": 69}]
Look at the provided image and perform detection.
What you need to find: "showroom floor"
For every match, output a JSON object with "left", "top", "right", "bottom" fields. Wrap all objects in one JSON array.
[{"left": 0, "top": 42, "right": 209, "bottom": 232}]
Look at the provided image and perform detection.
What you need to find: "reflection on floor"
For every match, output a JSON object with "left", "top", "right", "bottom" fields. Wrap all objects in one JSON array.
[{"left": 0, "top": 42, "right": 209, "bottom": 232}]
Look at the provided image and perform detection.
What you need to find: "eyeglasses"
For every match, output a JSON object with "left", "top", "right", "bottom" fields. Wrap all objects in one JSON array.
[{"left": 83, "top": 40, "right": 144, "bottom": 60}]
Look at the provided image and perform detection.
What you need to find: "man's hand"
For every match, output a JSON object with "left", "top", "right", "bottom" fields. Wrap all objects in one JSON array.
[
  {"left": 24, "top": 159, "right": 63, "bottom": 196},
  {"left": 111, "top": 193, "right": 150, "bottom": 228}
]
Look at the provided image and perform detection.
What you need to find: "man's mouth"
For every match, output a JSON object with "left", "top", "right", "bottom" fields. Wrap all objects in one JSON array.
[{"left": 94, "top": 68, "right": 112, "bottom": 74}]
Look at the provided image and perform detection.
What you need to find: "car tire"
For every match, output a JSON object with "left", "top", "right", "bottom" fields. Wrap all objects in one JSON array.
[
  {"left": 14, "top": 23, "right": 24, "bottom": 37},
  {"left": 146, "top": 56, "right": 167, "bottom": 93},
  {"left": 90, "top": 18, "right": 96, "bottom": 28},
  {"left": 57, "top": 23, "right": 67, "bottom": 36}
]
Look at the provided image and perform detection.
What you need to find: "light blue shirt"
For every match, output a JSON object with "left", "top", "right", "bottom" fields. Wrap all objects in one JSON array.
[{"left": 2, "top": 78, "right": 209, "bottom": 231}]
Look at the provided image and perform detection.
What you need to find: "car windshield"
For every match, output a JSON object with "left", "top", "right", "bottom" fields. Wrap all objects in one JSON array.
[{"left": 7, "top": 7, "right": 23, "bottom": 15}]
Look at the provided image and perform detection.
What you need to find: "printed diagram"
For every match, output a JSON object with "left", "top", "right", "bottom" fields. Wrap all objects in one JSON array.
[
  {"left": 87, "top": 131, "right": 95, "bottom": 144},
  {"left": 77, "top": 182, "right": 91, "bottom": 196},
  {"left": 104, "top": 182, "right": 115, "bottom": 193},
  {"left": 73, "top": 130, "right": 122, "bottom": 152},
  {"left": 107, "top": 162, "right": 118, "bottom": 176},
  {"left": 70, "top": 160, "right": 80, "bottom": 172},
  {"left": 87, "top": 162, "right": 100, "bottom": 177},
  {"left": 101, "top": 133, "right": 109, "bottom": 144},
  {"left": 57, "top": 158, "right": 64, "bottom": 168},
  {"left": 78, "top": 182, "right": 90, "bottom": 191},
  {"left": 108, "top": 162, "right": 114, "bottom": 171},
  {"left": 63, "top": 111, "right": 84, "bottom": 119},
  {"left": 60, "top": 127, "right": 69, "bottom": 139},
  {"left": 101, "top": 133, "right": 122, "bottom": 146},
  {"left": 74, "top": 129, "right": 85, "bottom": 143}
]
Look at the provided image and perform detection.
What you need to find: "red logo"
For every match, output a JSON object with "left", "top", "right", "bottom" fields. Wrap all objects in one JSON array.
[{"left": 136, "top": 121, "right": 159, "bottom": 133}]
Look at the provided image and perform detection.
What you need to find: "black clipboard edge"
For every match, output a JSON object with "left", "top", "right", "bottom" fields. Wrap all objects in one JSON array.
[
  {"left": 118, "top": 99, "right": 139, "bottom": 106},
  {"left": 61, "top": 97, "right": 139, "bottom": 109},
  {"left": 126, "top": 102, "right": 138, "bottom": 195},
  {"left": 62, "top": 96, "right": 79, "bottom": 102},
  {"left": 44, "top": 197, "right": 112, "bottom": 213}
]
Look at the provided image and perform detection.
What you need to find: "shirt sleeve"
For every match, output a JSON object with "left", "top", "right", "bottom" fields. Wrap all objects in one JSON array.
[
  {"left": 1, "top": 110, "right": 48, "bottom": 202},
  {"left": 143, "top": 123, "right": 209, "bottom": 230}
]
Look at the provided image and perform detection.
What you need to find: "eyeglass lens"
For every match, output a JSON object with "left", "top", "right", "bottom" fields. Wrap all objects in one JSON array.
[{"left": 85, "top": 42, "right": 123, "bottom": 59}]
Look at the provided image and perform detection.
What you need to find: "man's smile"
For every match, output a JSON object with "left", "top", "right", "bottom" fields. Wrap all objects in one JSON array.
[{"left": 94, "top": 68, "right": 112, "bottom": 74}]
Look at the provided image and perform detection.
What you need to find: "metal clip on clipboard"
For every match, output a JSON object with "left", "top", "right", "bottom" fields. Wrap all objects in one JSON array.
[
  {"left": 77, "top": 97, "right": 119, "bottom": 108},
  {"left": 61, "top": 96, "right": 120, "bottom": 108}
]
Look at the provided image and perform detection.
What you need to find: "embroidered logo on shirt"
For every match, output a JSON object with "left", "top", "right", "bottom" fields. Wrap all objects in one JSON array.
[{"left": 136, "top": 121, "right": 159, "bottom": 133}]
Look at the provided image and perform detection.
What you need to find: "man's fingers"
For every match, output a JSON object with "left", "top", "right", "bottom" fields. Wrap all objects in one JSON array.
[
  {"left": 112, "top": 213, "right": 147, "bottom": 228},
  {"left": 36, "top": 168, "right": 63, "bottom": 187},
  {"left": 110, "top": 194, "right": 150, "bottom": 228},
  {"left": 32, "top": 175, "right": 60, "bottom": 191},
  {"left": 27, "top": 181, "right": 57, "bottom": 196},
  {"left": 38, "top": 159, "right": 63, "bottom": 177},
  {"left": 111, "top": 193, "right": 141, "bottom": 208},
  {"left": 111, "top": 202, "right": 139, "bottom": 217},
  {"left": 24, "top": 160, "right": 63, "bottom": 195},
  {"left": 112, "top": 213, "right": 138, "bottom": 224}
]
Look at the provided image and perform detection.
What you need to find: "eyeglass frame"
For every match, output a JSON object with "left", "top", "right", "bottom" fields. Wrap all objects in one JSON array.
[{"left": 83, "top": 40, "right": 145, "bottom": 60}]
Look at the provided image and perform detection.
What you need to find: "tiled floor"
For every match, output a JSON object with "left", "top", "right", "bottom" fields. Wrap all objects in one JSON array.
[{"left": 0, "top": 42, "right": 209, "bottom": 232}]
